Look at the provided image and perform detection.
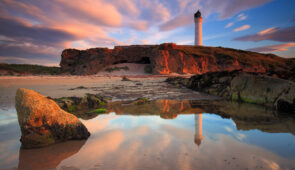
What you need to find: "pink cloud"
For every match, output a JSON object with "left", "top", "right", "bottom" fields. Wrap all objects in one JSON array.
[
  {"left": 225, "top": 22, "right": 234, "bottom": 28},
  {"left": 106, "top": 0, "right": 140, "bottom": 16},
  {"left": 57, "top": 0, "right": 122, "bottom": 27},
  {"left": 247, "top": 43, "right": 295, "bottom": 52},
  {"left": 258, "top": 27, "right": 278, "bottom": 35},
  {"left": 1, "top": 0, "right": 45, "bottom": 22},
  {"left": 234, "top": 25, "right": 251, "bottom": 32},
  {"left": 234, "top": 26, "right": 295, "bottom": 42},
  {"left": 125, "top": 20, "right": 149, "bottom": 31},
  {"left": 159, "top": 14, "right": 191, "bottom": 31}
]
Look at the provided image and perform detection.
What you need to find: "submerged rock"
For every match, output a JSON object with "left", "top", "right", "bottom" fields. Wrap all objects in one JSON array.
[
  {"left": 54, "top": 94, "right": 107, "bottom": 119},
  {"left": 15, "top": 88, "right": 90, "bottom": 148},
  {"left": 167, "top": 71, "right": 295, "bottom": 113}
]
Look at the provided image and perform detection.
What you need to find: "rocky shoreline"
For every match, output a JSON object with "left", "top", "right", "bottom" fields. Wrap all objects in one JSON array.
[{"left": 166, "top": 70, "right": 295, "bottom": 113}]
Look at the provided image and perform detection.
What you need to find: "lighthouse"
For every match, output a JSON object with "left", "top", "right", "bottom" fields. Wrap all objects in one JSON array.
[
  {"left": 194, "top": 113, "right": 203, "bottom": 146},
  {"left": 194, "top": 10, "right": 203, "bottom": 46}
]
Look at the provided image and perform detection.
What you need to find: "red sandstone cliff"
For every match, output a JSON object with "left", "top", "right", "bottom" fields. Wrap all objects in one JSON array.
[{"left": 60, "top": 43, "right": 295, "bottom": 80}]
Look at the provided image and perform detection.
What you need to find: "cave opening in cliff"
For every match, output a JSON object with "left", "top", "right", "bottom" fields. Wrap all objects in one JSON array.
[
  {"left": 136, "top": 57, "right": 151, "bottom": 64},
  {"left": 113, "top": 57, "right": 151, "bottom": 65}
]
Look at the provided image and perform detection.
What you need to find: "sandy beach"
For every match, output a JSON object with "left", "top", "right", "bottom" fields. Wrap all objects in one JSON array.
[{"left": 0, "top": 75, "right": 217, "bottom": 110}]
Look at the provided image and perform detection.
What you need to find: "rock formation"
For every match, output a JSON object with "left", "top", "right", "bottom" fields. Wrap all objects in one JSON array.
[
  {"left": 15, "top": 88, "right": 90, "bottom": 148},
  {"left": 53, "top": 94, "right": 108, "bottom": 120},
  {"left": 166, "top": 71, "right": 295, "bottom": 113},
  {"left": 60, "top": 43, "right": 295, "bottom": 81}
]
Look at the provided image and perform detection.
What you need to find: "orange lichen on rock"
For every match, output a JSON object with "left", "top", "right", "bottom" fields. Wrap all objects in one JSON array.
[{"left": 15, "top": 88, "right": 90, "bottom": 148}]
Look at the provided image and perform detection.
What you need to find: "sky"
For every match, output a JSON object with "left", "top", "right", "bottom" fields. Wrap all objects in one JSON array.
[{"left": 0, "top": 0, "right": 295, "bottom": 66}]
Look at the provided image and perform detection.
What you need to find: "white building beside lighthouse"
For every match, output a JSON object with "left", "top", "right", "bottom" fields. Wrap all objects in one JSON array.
[{"left": 194, "top": 10, "right": 203, "bottom": 46}]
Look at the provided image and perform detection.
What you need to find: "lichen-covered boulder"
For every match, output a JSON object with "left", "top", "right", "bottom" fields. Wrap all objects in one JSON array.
[{"left": 15, "top": 88, "right": 90, "bottom": 148}]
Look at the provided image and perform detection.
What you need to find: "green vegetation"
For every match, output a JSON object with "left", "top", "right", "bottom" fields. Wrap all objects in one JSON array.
[
  {"left": 231, "top": 93, "right": 239, "bottom": 101},
  {"left": 54, "top": 97, "right": 70, "bottom": 102},
  {"left": 134, "top": 97, "right": 149, "bottom": 105},
  {"left": 232, "top": 93, "right": 266, "bottom": 105},
  {"left": 98, "top": 99, "right": 105, "bottom": 106},
  {"left": 105, "top": 66, "right": 129, "bottom": 72},
  {"left": 240, "top": 96, "right": 265, "bottom": 105},
  {"left": 144, "top": 65, "right": 153, "bottom": 74},
  {"left": 69, "top": 105, "right": 76, "bottom": 112},
  {"left": 0, "top": 63, "right": 67, "bottom": 75},
  {"left": 86, "top": 108, "right": 107, "bottom": 115}
]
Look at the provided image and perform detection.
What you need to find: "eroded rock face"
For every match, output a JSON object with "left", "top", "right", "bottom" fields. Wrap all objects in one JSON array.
[
  {"left": 167, "top": 71, "right": 295, "bottom": 113},
  {"left": 60, "top": 43, "right": 295, "bottom": 81},
  {"left": 15, "top": 88, "right": 90, "bottom": 148}
]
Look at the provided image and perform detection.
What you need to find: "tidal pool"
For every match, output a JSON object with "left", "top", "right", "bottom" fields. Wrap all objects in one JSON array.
[{"left": 0, "top": 100, "right": 295, "bottom": 170}]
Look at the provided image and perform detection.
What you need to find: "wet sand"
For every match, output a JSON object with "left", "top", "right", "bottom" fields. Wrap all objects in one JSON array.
[{"left": 0, "top": 75, "right": 218, "bottom": 110}]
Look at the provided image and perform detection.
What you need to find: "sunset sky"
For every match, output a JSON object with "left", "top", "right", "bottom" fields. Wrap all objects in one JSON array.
[{"left": 0, "top": 0, "right": 295, "bottom": 66}]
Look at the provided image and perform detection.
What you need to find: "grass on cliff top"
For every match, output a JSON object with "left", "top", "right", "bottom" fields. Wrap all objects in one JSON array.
[
  {"left": 105, "top": 66, "right": 129, "bottom": 72},
  {"left": 0, "top": 63, "right": 67, "bottom": 75}
]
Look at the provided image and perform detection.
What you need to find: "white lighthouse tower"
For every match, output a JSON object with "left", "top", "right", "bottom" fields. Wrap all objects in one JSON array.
[{"left": 194, "top": 10, "right": 203, "bottom": 46}]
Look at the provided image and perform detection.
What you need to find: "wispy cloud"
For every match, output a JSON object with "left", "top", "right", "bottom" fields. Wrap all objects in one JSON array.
[
  {"left": 216, "top": 0, "right": 272, "bottom": 19},
  {"left": 258, "top": 27, "right": 278, "bottom": 35},
  {"left": 225, "top": 13, "right": 248, "bottom": 29},
  {"left": 234, "top": 26, "right": 295, "bottom": 42},
  {"left": 237, "top": 13, "right": 247, "bottom": 21},
  {"left": 225, "top": 22, "right": 234, "bottom": 28},
  {"left": 159, "top": 14, "right": 191, "bottom": 31},
  {"left": 234, "top": 25, "right": 251, "bottom": 32},
  {"left": 247, "top": 43, "right": 295, "bottom": 52}
]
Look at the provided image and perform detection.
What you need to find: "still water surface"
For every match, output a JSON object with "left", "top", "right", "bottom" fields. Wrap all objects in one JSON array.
[{"left": 0, "top": 100, "right": 295, "bottom": 170}]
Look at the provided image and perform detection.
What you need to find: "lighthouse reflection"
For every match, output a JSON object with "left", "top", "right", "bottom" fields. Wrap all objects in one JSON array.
[{"left": 194, "top": 114, "right": 203, "bottom": 147}]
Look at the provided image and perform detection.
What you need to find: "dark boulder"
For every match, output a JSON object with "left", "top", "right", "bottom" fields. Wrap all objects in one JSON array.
[{"left": 167, "top": 71, "right": 295, "bottom": 113}]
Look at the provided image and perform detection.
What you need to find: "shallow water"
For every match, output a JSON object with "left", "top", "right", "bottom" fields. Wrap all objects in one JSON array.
[{"left": 0, "top": 100, "right": 295, "bottom": 170}]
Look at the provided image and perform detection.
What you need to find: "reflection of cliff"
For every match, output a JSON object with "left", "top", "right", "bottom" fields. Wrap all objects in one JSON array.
[
  {"left": 18, "top": 140, "right": 86, "bottom": 170},
  {"left": 189, "top": 100, "right": 295, "bottom": 135},
  {"left": 107, "top": 100, "right": 204, "bottom": 119},
  {"left": 107, "top": 100, "right": 295, "bottom": 135}
]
